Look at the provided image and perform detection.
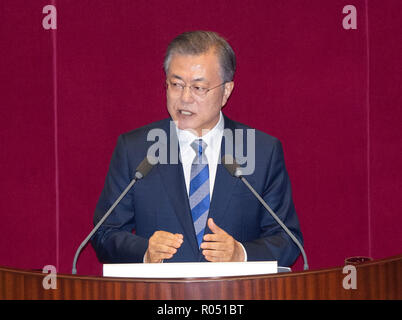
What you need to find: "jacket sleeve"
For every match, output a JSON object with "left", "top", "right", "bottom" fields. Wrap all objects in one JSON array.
[
  {"left": 242, "top": 139, "right": 304, "bottom": 267},
  {"left": 90, "top": 135, "right": 148, "bottom": 263}
]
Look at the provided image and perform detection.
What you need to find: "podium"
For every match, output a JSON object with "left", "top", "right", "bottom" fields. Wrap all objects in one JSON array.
[{"left": 0, "top": 254, "right": 400, "bottom": 299}]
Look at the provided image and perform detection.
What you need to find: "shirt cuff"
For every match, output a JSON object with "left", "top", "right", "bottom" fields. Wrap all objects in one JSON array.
[{"left": 239, "top": 242, "right": 248, "bottom": 262}]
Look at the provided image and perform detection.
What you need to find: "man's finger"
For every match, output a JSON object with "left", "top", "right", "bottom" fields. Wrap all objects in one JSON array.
[
  {"left": 206, "top": 257, "right": 224, "bottom": 262},
  {"left": 203, "top": 232, "right": 227, "bottom": 243},
  {"left": 204, "top": 255, "right": 223, "bottom": 262},
  {"left": 151, "top": 243, "right": 178, "bottom": 255},
  {"left": 207, "top": 218, "right": 225, "bottom": 234},
  {"left": 151, "top": 251, "right": 174, "bottom": 261},
  {"left": 202, "top": 250, "right": 228, "bottom": 262},
  {"left": 200, "top": 241, "right": 227, "bottom": 251},
  {"left": 155, "top": 237, "right": 183, "bottom": 249},
  {"left": 152, "top": 231, "right": 183, "bottom": 247},
  {"left": 156, "top": 231, "right": 183, "bottom": 241}
]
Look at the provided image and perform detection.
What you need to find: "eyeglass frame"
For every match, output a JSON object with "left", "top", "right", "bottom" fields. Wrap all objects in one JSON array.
[{"left": 165, "top": 79, "right": 227, "bottom": 97}]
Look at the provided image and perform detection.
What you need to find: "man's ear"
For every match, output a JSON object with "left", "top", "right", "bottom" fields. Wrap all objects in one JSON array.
[{"left": 221, "top": 81, "right": 234, "bottom": 107}]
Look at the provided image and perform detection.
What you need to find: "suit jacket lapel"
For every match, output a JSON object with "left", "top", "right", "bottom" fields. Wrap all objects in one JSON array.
[
  {"left": 207, "top": 115, "right": 240, "bottom": 232},
  {"left": 157, "top": 163, "right": 199, "bottom": 256},
  {"left": 208, "top": 164, "right": 239, "bottom": 228}
]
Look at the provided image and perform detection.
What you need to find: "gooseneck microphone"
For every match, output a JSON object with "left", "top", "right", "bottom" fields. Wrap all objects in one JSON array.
[
  {"left": 222, "top": 155, "right": 309, "bottom": 271},
  {"left": 71, "top": 156, "right": 156, "bottom": 274}
]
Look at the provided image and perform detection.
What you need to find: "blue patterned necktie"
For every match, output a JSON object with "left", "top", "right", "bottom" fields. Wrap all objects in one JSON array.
[{"left": 189, "top": 139, "right": 210, "bottom": 248}]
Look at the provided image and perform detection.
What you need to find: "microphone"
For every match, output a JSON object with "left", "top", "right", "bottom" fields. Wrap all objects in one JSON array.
[
  {"left": 222, "top": 155, "right": 309, "bottom": 271},
  {"left": 71, "top": 155, "right": 156, "bottom": 274}
]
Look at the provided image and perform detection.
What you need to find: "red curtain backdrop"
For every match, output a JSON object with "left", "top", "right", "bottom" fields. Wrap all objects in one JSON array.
[{"left": 0, "top": 0, "right": 401, "bottom": 276}]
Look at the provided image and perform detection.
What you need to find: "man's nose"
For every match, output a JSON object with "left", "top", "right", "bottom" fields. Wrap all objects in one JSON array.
[{"left": 180, "top": 86, "right": 195, "bottom": 103}]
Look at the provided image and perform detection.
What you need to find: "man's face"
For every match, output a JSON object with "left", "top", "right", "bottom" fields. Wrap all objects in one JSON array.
[{"left": 166, "top": 48, "right": 234, "bottom": 136}]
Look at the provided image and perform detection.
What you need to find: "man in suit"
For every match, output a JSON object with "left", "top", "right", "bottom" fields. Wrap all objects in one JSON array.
[{"left": 91, "top": 31, "right": 303, "bottom": 267}]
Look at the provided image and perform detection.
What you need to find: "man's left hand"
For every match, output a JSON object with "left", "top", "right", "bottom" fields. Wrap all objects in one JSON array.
[{"left": 200, "top": 218, "right": 245, "bottom": 262}]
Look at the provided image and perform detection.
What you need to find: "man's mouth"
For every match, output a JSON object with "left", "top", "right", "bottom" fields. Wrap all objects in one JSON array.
[{"left": 179, "top": 110, "right": 194, "bottom": 116}]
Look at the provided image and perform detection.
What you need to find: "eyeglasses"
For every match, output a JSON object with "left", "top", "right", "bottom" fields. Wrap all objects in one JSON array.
[{"left": 166, "top": 80, "right": 226, "bottom": 97}]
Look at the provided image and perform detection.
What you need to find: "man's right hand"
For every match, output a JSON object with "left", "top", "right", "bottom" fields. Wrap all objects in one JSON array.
[{"left": 144, "top": 231, "right": 183, "bottom": 263}]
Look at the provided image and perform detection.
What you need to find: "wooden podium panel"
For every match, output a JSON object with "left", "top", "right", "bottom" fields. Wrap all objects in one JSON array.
[{"left": 0, "top": 255, "right": 400, "bottom": 300}]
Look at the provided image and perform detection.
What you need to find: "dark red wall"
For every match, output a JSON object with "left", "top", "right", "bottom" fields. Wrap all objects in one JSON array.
[{"left": 0, "top": 0, "right": 401, "bottom": 276}]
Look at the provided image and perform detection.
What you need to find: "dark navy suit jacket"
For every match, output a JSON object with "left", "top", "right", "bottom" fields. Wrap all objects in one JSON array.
[{"left": 91, "top": 114, "right": 303, "bottom": 267}]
